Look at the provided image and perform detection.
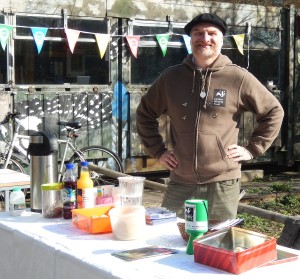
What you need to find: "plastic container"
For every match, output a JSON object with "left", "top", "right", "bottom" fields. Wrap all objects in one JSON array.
[
  {"left": 62, "top": 163, "right": 77, "bottom": 219},
  {"left": 41, "top": 183, "right": 63, "bottom": 218},
  {"left": 109, "top": 205, "right": 146, "bottom": 240},
  {"left": 77, "top": 161, "right": 94, "bottom": 208},
  {"left": 117, "top": 176, "right": 145, "bottom": 206},
  {"left": 9, "top": 187, "right": 26, "bottom": 216},
  {"left": 72, "top": 206, "right": 113, "bottom": 234}
]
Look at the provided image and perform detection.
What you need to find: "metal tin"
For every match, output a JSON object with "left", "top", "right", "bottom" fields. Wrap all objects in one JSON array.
[{"left": 193, "top": 227, "right": 277, "bottom": 274}]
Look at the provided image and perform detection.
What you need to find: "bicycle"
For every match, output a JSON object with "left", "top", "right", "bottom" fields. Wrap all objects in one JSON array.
[
  {"left": 0, "top": 112, "right": 29, "bottom": 173},
  {"left": 0, "top": 112, "right": 124, "bottom": 185},
  {"left": 56, "top": 120, "right": 124, "bottom": 184}
]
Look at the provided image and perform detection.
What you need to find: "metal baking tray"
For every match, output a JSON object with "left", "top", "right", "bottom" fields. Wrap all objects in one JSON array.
[{"left": 193, "top": 227, "right": 277, "bottom": 274}]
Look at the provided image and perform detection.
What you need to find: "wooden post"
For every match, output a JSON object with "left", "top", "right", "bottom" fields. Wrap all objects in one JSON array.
[
  {"left": 277, "top": 217, "right": 300, "bottom": 249},
  {"left": 88, "top": 164, "right": 167, "bottom": 192}
]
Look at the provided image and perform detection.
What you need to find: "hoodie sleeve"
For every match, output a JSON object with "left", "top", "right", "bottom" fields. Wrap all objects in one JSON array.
[
  {"left": 240, "top": 73, "right": 284, "bottom": 157},
  {"left": 136, "top": 74, "right": 169, "bottom": 159}
]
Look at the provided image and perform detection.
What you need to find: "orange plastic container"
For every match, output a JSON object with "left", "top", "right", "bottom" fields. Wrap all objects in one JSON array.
[
  {"left": 193, "top": 227, "right": 277, "bottom": 274},
  {"left": 72, "top": 206, "right": 113, "bottom": 234}
]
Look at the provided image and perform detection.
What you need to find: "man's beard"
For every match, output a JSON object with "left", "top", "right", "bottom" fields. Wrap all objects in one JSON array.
[{"left": 199, "top": 47, "right": 216, "bottom": 58}]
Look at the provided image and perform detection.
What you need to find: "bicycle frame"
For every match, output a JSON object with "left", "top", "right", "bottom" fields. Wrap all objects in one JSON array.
[
  {"left": 3, "top": 117, "right": 29, "bottom": 169},
  {"left": 2, "top": 113, "right": 123, "bottom": 183},
  {"left": 57, "top": 137, "right": 85, "bottom": 182}
]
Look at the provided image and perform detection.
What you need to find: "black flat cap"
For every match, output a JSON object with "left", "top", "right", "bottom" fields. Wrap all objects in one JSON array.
[{"left": 184, "top": 13, "right": 227, "bottom": 35}]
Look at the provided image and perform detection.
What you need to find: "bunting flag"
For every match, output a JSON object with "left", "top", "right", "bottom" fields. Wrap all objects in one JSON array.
[
  {"left": 232, "top": 34, "right": 245, "bottom": 55},
  {"left": 182, "top": 35, "right": 192, "bottom": 54},
  {"left": 65, "top": 28, "right": 80, "bottom": 53},
  {"left": 156, "top": 34, "right": 170, "bottom": 57},
  {"left": 0, "top": 24, "right": 13, "bottom": 51},
  {"left": 0, "top": 22, "right": 247, "bottom": 57},
  {"left": 95, "top": 33, "right": 110, "bottom": 59},
  {"left": 31, "top": 27, "right": 48, "bottom": 54},
  {"left": 125, "top": 36, "right": 140, "bottom": 58}
]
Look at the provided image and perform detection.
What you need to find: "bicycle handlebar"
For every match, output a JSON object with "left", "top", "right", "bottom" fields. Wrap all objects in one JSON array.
[{"left": 0, "top": 112, "right": 21, "bottom": 125}]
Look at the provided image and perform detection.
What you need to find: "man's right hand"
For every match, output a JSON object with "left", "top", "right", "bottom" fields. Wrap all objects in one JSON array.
[{"left": 159, "top": 150, "right": 179, "bottom": 170}]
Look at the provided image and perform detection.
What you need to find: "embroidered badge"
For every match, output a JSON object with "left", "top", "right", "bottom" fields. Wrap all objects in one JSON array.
[{"left": 213, "top": 89, "right": 226, "bottom": 107}]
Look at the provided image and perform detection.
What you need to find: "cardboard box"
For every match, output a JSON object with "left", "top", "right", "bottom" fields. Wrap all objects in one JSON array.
[
  {"left": 72, "top": 206, "right": 113, "bottom": 234},
  {"left": 193, "top": 227, "right": 277, "bottom": 274}
]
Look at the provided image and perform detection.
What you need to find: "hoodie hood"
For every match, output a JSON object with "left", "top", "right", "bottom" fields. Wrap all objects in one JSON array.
[{"left": 183, "top": 53, "right": 232, "bottom": 72}]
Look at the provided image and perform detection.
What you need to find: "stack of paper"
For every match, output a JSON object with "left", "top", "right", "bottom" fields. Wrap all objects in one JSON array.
[
  {"left": 208, "top": 218, "right": 244, "bottom": 231},
  {"left": 145, "top": 207, "right": 177, "bottom": 225}
]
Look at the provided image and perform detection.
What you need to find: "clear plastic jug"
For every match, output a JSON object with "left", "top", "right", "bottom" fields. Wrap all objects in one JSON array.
[{"left": 117, "top": 176, "right": 145, "bottom": 206}]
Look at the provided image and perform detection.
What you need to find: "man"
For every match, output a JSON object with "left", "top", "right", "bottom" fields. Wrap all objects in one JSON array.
[{"left": 136, "top": 13, "right": 284, "bottom": 220}]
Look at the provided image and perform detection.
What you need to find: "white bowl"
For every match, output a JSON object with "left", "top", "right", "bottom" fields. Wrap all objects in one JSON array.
[{"left": 109, "top": 206, "right": 146, "bottom": 240}]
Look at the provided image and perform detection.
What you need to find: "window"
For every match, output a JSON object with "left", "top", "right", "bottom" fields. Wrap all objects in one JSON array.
[
  {"left": 131, "top": 21, "right": 281, "bottom": 86},
  {"left": 223, "top": 26, "right": 281, "bottom": 85},
  {"left": 131, "top": 20, "right": 187, "bottom": 85},
  {"left": 14, "top": 15, "right": 109, "bottom": 85}
]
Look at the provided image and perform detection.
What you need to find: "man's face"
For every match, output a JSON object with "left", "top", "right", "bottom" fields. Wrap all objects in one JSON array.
[{"left": 190, "top": 23, "right": 223, "bottom": 59}]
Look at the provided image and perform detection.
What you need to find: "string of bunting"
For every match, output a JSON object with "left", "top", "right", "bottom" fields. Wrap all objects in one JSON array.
[{"left": 0, "top": 23, "right": 248, "bottom": 58}]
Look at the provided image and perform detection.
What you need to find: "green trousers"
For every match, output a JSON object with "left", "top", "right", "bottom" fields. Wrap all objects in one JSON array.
[{"left": 161, "top": 179, "right": 241, "bottom": 221}]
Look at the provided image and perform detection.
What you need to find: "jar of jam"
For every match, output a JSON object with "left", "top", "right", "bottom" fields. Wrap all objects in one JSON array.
[
  {"left": 63, "top": 201, "right": 76, "bottom": 219},
  {"left": 41, "top": 183, "right": 63, "bottom": 218}
]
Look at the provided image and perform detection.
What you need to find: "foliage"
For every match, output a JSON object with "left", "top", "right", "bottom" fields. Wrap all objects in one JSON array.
[
  {"left": 269, "top": 182, "right": 292, "bottom": 193},
  {"left": 238, "top": 212, "right": 284, "bottom": 239},
  {"left": 238, "top": 192, "right": 300, "bottom": 239},
  {"left": 211, "top": 0, "right": 290, "bottom": 7}
]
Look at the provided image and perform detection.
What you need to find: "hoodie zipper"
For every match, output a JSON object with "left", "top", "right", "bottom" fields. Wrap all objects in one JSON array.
[{"left": 194, "top": 68, "right": 205, "bottom": 184}]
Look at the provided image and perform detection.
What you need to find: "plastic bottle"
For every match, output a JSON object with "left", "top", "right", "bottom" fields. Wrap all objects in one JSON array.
[
  {"left": 9, "top": 187, "right": 26, "bottom": 216},
  {"left": 62, "top": 163, "right": 77, "bottom": 219},
  {"left": 77, "top": 161, "right": 94, "bottom": 208}
]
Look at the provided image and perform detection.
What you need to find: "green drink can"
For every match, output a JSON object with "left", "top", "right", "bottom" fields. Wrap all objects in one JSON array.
[{"left": 185, "top": 199, "right": 208, "bottom": 233}]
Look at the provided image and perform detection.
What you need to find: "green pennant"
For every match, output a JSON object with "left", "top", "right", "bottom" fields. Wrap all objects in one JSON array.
[
  {"left": 0, "top": 24, "right": 13, "bottom": 51},
  {"left": 156, "top": 34, "right": 170, "bottom": 57}
]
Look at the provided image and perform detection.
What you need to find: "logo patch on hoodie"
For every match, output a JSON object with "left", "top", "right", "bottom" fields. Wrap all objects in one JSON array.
[{"left": 213, "top": 89, "right": 226, "bottom": 107}]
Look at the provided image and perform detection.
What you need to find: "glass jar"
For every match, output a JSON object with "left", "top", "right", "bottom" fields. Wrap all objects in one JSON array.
[{"left": 41, "top": 183, "right": 63, "bottom": 218}]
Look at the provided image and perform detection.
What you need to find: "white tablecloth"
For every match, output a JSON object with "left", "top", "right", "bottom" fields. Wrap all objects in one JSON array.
[{"left": 0, "top": 211, "right": 299, "bottom": 279}]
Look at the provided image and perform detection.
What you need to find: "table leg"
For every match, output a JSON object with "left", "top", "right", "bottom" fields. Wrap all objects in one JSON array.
[{"left": 5, "top": 190, "right": 9, "bottom": 212}]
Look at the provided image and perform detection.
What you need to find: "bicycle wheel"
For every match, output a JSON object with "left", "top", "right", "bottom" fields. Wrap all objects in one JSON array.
[
  {"left": 69, "top": 145, "right": 124, "bottom": 185},
  {"left": 0, "top": 153, "right": 27, "bottom": 173}
]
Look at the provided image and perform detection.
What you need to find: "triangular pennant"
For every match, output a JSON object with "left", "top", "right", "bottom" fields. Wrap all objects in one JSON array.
[
  {"left": 0, "top": 24, "right": 13, "bottom": 51},
  {"left": 232, "top": 34, "right": 245, "bottom": 55},
  {"left": 125, "top": 36, "right": 140, "bottom": 58},
  {"left": 31, "top": 27, "right": 48, "bottom": 54},
  {"left": 182, "top": 35, "right": 192, "bottom": 54},
  {"left": 95, "top": 33, "right": 110, "bottom": 59},
  {"left": 156, "top": 34, "right": 170, "bottom": 57},
  {"left": 65, "top": 28, "right": 80, "bottom": 53}
]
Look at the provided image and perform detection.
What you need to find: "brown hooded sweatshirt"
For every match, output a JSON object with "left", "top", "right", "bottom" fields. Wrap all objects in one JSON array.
[{"left": 136, "top": 54, "right": 284, "bottom": 184}]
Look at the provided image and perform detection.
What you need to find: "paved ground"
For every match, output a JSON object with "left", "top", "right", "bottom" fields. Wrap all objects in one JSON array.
[{"left": 142, "top": 187, "right": 164, "bottom": 208}]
